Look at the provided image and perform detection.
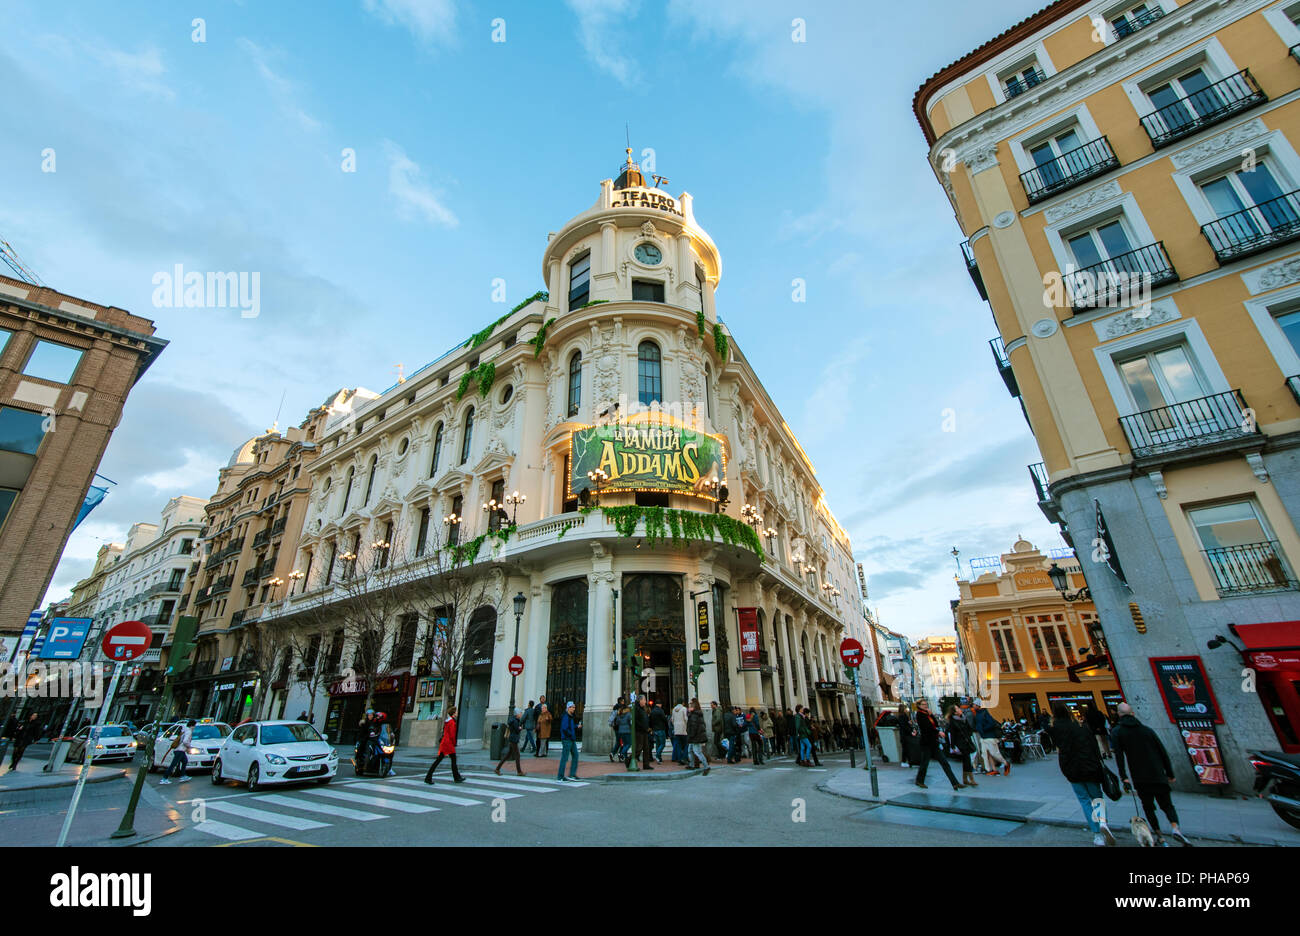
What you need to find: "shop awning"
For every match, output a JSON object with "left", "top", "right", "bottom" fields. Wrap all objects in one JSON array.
[{"left": 1231, "top": 621, "right": 1300, "bottom": 650}]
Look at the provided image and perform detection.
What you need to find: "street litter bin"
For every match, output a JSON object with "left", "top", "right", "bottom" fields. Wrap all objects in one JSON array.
[
  {"left": 489, "top": 722, "right": 506, "bottom": 761},
  {"left": 877, "top": 725, "right": 900, "bottom": 763}
]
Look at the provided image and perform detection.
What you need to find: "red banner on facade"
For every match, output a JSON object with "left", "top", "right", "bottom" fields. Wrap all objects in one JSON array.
[{"left": 737, "top": 607, "right": 760, "bottom": 670}]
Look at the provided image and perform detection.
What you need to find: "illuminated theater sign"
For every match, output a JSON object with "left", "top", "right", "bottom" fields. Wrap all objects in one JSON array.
[{"left": 570, "top": 420, "right": 726, "bottom": 498}]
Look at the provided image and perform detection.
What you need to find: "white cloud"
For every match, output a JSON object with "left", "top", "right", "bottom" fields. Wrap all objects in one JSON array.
[
  {"left": 237, "top": 38, "right": 321, "bottom": 132},
  {"left": 38, "top": 33, "right": 175, "bottom": 100},
  {"left": 382, "top": 140, "right": 459, "bottom": 228},
  {"left": 565, "top": 0, "right": 639, "bottom": 86},
  {"left": 361, "top": 0, "right": 457, "bottom": 46}
]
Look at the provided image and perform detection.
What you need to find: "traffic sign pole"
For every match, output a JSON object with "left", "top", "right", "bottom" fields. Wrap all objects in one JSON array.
[
  {"left": 56, "top": 660, "right": 123, "bottom": 847},
  {"left": 850, "top": 666, "right": 878, "bottom": 797}
]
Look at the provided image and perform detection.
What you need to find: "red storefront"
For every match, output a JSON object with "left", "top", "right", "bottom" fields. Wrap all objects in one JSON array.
[
  {"left": 323, "top": 673, "right": 417, "bottom": 746},
  {"left": 1232, "top": 621, "right": 1300, "bottom": 754}
]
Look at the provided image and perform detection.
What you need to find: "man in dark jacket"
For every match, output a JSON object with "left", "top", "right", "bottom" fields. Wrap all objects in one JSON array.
[
  {"left": 784, "top": 708, "right": 797, "bottom": 757},
  {"left": 634, "top": 698, "right": 653, "bottom": 770},
  {"left": 521, "top": 700, "right": 537, "bottom": 754},
  {"left": 686, "top": 699, "right": 710, "bottom": 773},
  {"left": 973, "top": 701, "right": 1008, "bottom": 776},
  {"left": 494, "top": 708, "right": 526, "bottom": 776},
  {"left": 1049, "top": 704, "right": 1114, "bottom": 846},
  {"left": 710, "top": 701, "right": 725, "bottom": 759},
  {"left": 912, "top": 699, "right": 961, "bottom": 791},
  {"left": 747, "top": 708, "right": 765, "bottom": 765},
  {"left": 1084, "top": 704, "right": 1112, "bottom": 758},
  {"left": 725, "top": 706, "right": 743, "bottom": 763},
  {"left": 897, "top": 704, "right": 916, "bottom": 768},
  {"left": 649, "top": 701, "right": 669, "bottom": 763},
  {"left": 1112, "top": 703, "right": 1189, "bottom": 845}
]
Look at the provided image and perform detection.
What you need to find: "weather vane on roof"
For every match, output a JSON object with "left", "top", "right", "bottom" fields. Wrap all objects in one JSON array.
[{"left": 394, "top": 363, "right": 406, "bottom": 384}]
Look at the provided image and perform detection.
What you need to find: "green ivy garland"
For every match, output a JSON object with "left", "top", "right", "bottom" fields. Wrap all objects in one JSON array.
[
  {"left": 696, "top": 309, "right": 707, "bottom": 338},
  {"left": 442, "top": 523, "right": 516, "bottom": 564},
  {"left": 456, "top": 361, "right": 497, "bottom": 401},
  {"left": 463, "top": 290, "right": 550, "bottom": 350},
  {"left": 511, "top": 289, "right": 549, "bottom": 314},
  {"left": 530, "top": 317, "right": 557, "bottom": 358},
  {"left": 712, "top": 323, "right": 729, "bottom": 361},
  {"left": 579, "top": 299, "right": 609, "bottom": 309},
  {"left": 566, "top": 505, "right": 763, "bottom": 559}
]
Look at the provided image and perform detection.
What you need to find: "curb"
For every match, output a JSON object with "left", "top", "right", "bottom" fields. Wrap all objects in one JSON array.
[
  {"left": 815, "top": 780, "right": 1280, "bottom": 846},
  {"left": 0, "top": 768, "right": 128, "bottom": 794},
  {"left": 602, "top": 768, "right": 700, "bottom": 782}
]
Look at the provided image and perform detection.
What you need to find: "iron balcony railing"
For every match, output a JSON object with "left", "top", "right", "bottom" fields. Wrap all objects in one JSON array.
[
  {"left": 1288, "top": 375, "right": 1300, "bottom": 407},
  {"left": 210, "top": 574, "right": 234, "bottom": 598},
  {"left": 1020, "top": 137, "right": 1119, "bottom": 203},
  {"left": 230, "top": 610, "right": 246, "bottom": 628},
  {"left": 1119, "top": 389, "right": 1257, "bottom": 457},
  {"left": 271, "top": 516, "right": 288, "bottom": 536},
  {"left": 1203, "top": 541, "right": 1298, "bottom": 596},
  {"left": 960, "top": 240, "right": 988, "bottom": 300},
  {"left": 1139, "top": 70, "right": 1266, "bottom": 148},
  {"left": 1112, "top": 5, "right": 1164, "bottom": 40},
  {"left": 1200, "top": 189, "right": 1300, "bottom": 263},
  {"left": 1063, "top": 242, "right": 1177, "bottom": 310},
  {"left": 1028, "top": 462, "right": 1052, "bottom": 503},
  {"left": 252, "top": 529, "right": 271, "bottom": 548},
  {"left": 1005, "top": 68, "right": 1046, "bottom": 99},
  {"left": 241, "top": 569, "right": 260, "bottom": 587},
  {"left": 989, "top": 337, "right": 1020, "bottom": 397},
  {"left": 259, "top": 559, "right": 278, "bottom": 580},
  {"left": 193, "top": 659, "right": 215, "bottom": 676}
]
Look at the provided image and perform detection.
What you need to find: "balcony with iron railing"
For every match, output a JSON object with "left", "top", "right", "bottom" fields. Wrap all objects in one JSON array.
[
  {"left": 1203, "top": 541, "right": 1298, "bottom": 596},
  {"left": 259, "top": 558, "right": 278, "bottom": 580},
  {"left": 252, "top": 529, "right": 271, "bottom": 548},
  {"left": 1020, "top": 137, "right": 1119, "bottom": 203},
  {"left": 241, "top": 568, "right": 260, "bottom": 588},
  {"left": 1112, "top": 5, "right": 1164, "bottom": 40},
  {"left": 989, "top": 337, "right": 1019, "bottom": 397},
  {"left": 1063, "top": 242, "right": 1177, "bottom": 310},
  {"left": 209, "top": 574, "right": 234, "bottom": 598},
  {"left": 960, "top": 240, "right": 988, "bottom": 300},
  {"left": 1118, "top": 389, "right": 1259, "bottom": 458},
  {"left": 1004, "top": 68, "right": 1046, "bottom": 99},
  {"left": 1200, "top": 190, "right": 1300, "bottom": 264},
  {"left": 1139, "top": 70, "right": 1266, "bottom": 148},
  {"left": 230, "top": 609, "right": 246, "bottom": 628},
  {"left": 1028, "top": 462, "right": 1061, "bottom": 525},
  {"left": 271, "top": 516, "right": 288, "bottom": 536}
]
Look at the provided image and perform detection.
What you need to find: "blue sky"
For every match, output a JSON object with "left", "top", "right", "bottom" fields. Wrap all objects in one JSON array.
[{"left": 2, "top": 0, "right": 1064, "bottom": 638}]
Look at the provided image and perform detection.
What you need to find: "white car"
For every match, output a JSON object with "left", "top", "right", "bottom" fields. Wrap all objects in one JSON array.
[
  {"left": 211, "top": 720, "right": 337, "bottom": 791},
  {"left": 68, "top": 724, "right": 138, "bottom": 764},
  {"left": 149, "top": 721, "right": 232, "bottom": 771}
]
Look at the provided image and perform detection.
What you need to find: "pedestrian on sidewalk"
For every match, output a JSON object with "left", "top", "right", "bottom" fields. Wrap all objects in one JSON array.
[
  {"left": 424, "top": 707, "right": 465, "bottom": 784},
  {"left": 897, "top": 705, "right": 916, "bottom": 769},
  {"left": 614, "top": 704, "right": 631, "bottom": 764},
  {"left": 670, "top": 699, "right": 689, "bottom": 765},
  {"left": 609, "top": 696, "right": 626, "bottom": 762},
  {"left": 557, "top": 701, "right": 580, "bottom": 781},
  {"left": 748, "top": 707, "right": 765, "bottom": 765},
  {"left": 650, "top": 700, "right": 669, "bottom": 763},
  {"left": 710, "top": 701, "right": 725, "bottom": 759},
  {"left": 159, "top": 719, "right": 195, "bottom": 785},
  {"left": 973, "top": 700, "right": 1008, "bottom": 776},
  {"left": 536, "top": 703, "right": 552, "bottom": 757},
  {"left": 795, "top": 706, "right": 813, "bottom": 766},
  {"left": 784, "top": 708, "right": 797, "bottom": 757},
  {"left": 760, "top": 708, "right": 774, "bottom": 756},
  {"left": 725, "top": 705, "right": 745, "bottom": 763},
  {"left": 1049, "top": 703, "right": 1115, "bottom": 846},
  {"left": 1085, "top": 704, "right": 1112, "bottom": 759},
  {"left": 1112, "top": 703, "right": 1190, "bottom": 846},
  {"left": 944, "top": 704, "right": 977, "bottom": 788},
  {"left": 8, "top": 712, "right": 40, "bottom": 770},
  {"left": 495, "top": 708, "right": 526, "bottom": 776},
  {"left": 521, "top": 700, "right": 537, "bottom": 754},
  {"left": 1037, "top": 710, "right": 1055, "bottom": 754},
  {"left": 635, "top": 697, "right": 654, "bottom": 770},
  {"left": 687, "top": 698, "right": 710, "bottom": 774},
  {"left": 913, "top": 699, "right": 962, "bottom": 791}
]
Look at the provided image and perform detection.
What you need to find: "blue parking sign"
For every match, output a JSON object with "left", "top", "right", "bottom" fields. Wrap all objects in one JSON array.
[{"left": 39, "top": 617, "right": 93, "bottom": 660}]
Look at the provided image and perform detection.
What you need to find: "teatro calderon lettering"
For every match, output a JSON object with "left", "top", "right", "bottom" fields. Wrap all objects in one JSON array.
[{"left": 611, "top": 188, "right": 683, "bottom": 217}]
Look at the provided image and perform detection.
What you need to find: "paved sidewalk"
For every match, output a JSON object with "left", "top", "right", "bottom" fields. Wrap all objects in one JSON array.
[
  {"left": 822, "top": 754, "right": 1300, "bottom": 846},
  {"left": 0, "top": 758, "right": 128, "bottom": 792}
]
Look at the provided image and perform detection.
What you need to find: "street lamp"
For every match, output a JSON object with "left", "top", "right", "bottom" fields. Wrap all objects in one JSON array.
[
  {"left": 287, "top": 569, "right": 304, "bottom": 595},
  {"left": 762, "top": 526, "right": 777, "bottom": 551},
  {"left": 442, "top": 512, "right": 461, "bottom": 547},
  {"left": 508, "top": 591, "right": 526, "bottom": 714},
  {"left": 504, "top": 490, "right": 525, "bottom": 525},
  {"left": 1047, "top": 562, "right": 1091, "bottom": 602},
  {"left": 704, "top": 476, "right": 729, "bottom": 513},
  {"left": 951, "top": 546, "right": 961, "bottom": 578},
  {"left": 267, "top": 576, "right": 285, "bottom": 600}
]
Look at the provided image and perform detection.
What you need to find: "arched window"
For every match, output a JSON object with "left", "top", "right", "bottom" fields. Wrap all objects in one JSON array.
[
  {"left": 568, "top": 253, "right": 590, "bottom": 310},
  {"left": 460, "top": 408, "right": 474, "bottom": 465},
  {"left": 429, "top": 422, "right": 443, "bottom": 477},
  {"left": 363, "top": 454, "right": 378, "bottom": 505},
  {"left": 567, "top": 351, "right": 582, "bottom": 417},
  {"left": 638, "top": 341, "right": 661, "bottom": 406},
  {"left": 340, "top": 466, "right": 354, "bottom": 516}
]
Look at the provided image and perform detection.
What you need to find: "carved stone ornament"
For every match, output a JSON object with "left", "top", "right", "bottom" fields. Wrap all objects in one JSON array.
[
  {"left": 1092, "top": 300, "right": 1179, "bottom": 341},
  {"left": 1147, "top": 470, "right": 1167, "bottom": 500},
  {"left": 963, "top": 143, "right": 999, "bottom": 175},
  {"left": 1243, "top": 257, "right": 1300, "bottom": 295},
  {"left": 640, "top": 221, "right": 657, "bottom": 237},
  {"left": 1169, "top": 118, "right": 1268, "bottom": 171},
  {"left": 1031, "top": 318, "right": 1059, "bottom": 339},
  {"left": 1043, "top": 180, "right": 1122, "bottom": 225},
  {"left": 1244, "top": 452, "right": 1270, "bottom": 484}
]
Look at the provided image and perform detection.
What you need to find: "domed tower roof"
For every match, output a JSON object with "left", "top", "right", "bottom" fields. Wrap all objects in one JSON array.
[{"left": 614, "top": 147, "right": 644, "bottom": 190}]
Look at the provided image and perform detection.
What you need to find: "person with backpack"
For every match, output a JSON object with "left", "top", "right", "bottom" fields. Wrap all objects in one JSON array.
[
  {"left": 1112, "top": 703, "right": 1190, "bottom": 846},
  {"left": 1049, "top": 703, "right": 1115, "bottom": 846}
]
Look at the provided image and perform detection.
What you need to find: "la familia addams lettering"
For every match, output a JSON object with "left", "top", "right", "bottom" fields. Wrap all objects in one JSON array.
[
  {"left": 611, "top": 188, "right": 683, "bottom": 216},
  {"left": 595, "top": 425, "right": 705, "bottom": 484}
]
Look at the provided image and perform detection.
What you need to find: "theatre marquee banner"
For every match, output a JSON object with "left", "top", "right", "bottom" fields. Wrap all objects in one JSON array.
[{"left": 570, "top": 421, "right": 726, "bottom": 498}]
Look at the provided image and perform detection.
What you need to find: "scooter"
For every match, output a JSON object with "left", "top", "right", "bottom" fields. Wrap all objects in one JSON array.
[
  {"left": 1248, "top": 750, "right": 1300, "bottom": 831},
  {"left": 1000, "top": 722, "right": 1023, "bottom": 764},
  {"left": 353, "top": 736, "right": 390, "bottom": 777}
]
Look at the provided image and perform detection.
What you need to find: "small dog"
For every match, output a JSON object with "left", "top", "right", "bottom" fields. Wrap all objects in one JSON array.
[{"left": 1130, "top": 814, "right": 1157, "bottom": 847}]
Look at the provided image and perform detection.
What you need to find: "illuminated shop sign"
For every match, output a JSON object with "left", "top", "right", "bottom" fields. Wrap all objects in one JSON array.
[{"left": 569, "top": 419, "right": 726, "bottom": 499}]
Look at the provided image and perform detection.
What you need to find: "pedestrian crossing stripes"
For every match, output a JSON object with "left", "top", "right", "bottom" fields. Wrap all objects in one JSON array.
[{"left": 189, "top": 772, "right": 581, "bottom": 843}]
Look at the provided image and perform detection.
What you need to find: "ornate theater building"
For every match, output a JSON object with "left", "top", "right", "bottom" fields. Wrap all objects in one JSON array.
[{"left": 265, "top": 153, "right": 863, "bottom": 751}]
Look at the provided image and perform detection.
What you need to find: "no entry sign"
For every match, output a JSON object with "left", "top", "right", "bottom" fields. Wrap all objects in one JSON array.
[
  {"left": 508, "top": 655, "right": 524, "bottom": 677},
  {"left": 839, "top": 637, "right": 865, "bottom": 669},
  {"left": 101, "top": 620, "right": 153, "bottom": 662}
]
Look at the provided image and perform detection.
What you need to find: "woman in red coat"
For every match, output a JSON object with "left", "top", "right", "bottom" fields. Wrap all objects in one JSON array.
[{"left": 423, "top": 706, "right": 465, "bottom": 784}]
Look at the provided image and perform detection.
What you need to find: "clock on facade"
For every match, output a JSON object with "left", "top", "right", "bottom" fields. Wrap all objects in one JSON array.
[{"left": 634, "top": 242, "right": 662, "bottom": 265}]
